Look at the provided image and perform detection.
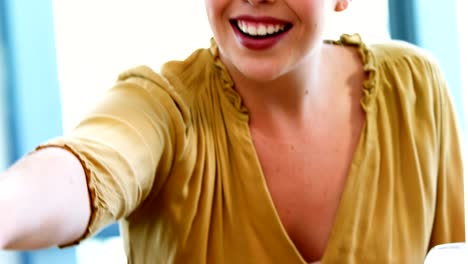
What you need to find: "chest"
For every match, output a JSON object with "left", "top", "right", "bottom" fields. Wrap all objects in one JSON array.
[{"left": 250, "top": 115, "right": 364, "bottom": 262}]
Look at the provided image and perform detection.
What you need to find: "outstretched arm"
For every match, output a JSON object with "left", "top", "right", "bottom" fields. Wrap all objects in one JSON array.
[{"left": 0, "top": 147, "right": 90, "bottom": 250}]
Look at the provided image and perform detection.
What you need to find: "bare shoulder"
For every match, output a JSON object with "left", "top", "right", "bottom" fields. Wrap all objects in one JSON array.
[{"left": 322, "top": 42, "right": 367, "bottom": 97}]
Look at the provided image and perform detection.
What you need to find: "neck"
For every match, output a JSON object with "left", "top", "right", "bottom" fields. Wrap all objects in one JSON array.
[{"left": 222, "top": 45, "right": 330, "bottom": 132}]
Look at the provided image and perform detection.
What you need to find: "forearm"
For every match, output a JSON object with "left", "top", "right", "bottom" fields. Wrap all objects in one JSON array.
[{"left": 0, "top": 147, "right": 91, "bottom": 250}]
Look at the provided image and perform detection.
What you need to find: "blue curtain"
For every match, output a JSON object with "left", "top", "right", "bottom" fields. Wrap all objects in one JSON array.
[
  {"left": 0, "top": 0, "right": 76, "bottom": 263},
  {"left": 0, "top": 0, "right": 15, "bottom": 167}
]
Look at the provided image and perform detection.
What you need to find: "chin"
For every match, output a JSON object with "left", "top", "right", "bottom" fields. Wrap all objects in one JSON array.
[
  {"left": 240, "top": 68, "right": 282, "bottom": 82},
  {"left": 234, "top": 60, "right": 288, "bottom": 83},
  {"left": 219, "top": 48, "right": 293, "bottom": 83}
]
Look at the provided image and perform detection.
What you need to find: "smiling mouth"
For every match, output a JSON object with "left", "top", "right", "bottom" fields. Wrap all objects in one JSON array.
[{"left": 229, "top": 19, "right": 293, "bottom": 39}]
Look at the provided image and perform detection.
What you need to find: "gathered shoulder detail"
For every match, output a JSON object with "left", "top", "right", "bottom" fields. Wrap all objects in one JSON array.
[
  {"left": 209, "top": 38, "right": 250, "bottom": 117},
  {"left": 326, "top": 34, "right": 378, "bottom": 113}
]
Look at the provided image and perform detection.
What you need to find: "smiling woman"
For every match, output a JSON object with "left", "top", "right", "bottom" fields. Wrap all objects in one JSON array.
[
  {"left": 2, "top": 0, "right": 463, "bottom": 263},
  {"left": 52, "top": 1, "right": 394, "bottom": 263}
]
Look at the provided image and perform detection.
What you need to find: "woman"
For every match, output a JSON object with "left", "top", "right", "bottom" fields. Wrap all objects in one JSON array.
[{"left": 0, "top": 0, "right": 464, "bottom": 263}]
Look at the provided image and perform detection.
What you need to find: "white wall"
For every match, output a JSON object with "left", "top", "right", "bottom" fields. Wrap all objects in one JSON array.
[
  {"left": 325, "top": 0, "right": 390, "bottom": 42},
  {"left": 76, "top": 237, "right": 126, "bottom": 264},
  {"left": 53, "top": 0, "right": 212, "bottom": 132}
]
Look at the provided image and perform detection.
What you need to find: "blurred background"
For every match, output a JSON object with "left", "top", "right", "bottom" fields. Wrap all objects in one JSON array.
[{"left": 0, "top": 0, "right": 466, "bottom": 263}]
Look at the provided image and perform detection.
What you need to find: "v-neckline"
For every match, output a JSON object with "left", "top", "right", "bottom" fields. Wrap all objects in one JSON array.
[
  {"left": 235, "top": 35, "right": 377, "bottom": 263},
  {"left": 242, "top": 111, "right": 372, "bottom": 263},
  {"left": 210, "top": 33, "right": 378, "bottom": 263}
]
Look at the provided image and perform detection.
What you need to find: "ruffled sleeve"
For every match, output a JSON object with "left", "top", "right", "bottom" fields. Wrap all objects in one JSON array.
[{"left": 36, "top": 67, "right": 186, "bottom": 246}]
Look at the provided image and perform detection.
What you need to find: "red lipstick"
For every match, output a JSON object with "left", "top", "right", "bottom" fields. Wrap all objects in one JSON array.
[{"left": 230, "top": 16, "right": 292, "bottom": 50}]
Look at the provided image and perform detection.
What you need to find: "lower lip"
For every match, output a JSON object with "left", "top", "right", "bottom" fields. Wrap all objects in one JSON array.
[{"left": 231, "top": 24, "right": 289, "bottom": 50}]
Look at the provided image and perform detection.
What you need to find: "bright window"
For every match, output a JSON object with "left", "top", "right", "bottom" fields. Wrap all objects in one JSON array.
[
  {"left": 52, "top": 0, "right": 390, "bottom": 263},
  {"left": 53, "top": 0, "right": 390, "bottom": 134},
  {"left": 53, "top": 0, "right": 213, "bottom": 133}
]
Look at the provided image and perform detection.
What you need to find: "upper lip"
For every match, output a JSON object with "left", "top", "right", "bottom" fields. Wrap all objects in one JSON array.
[{"left": 230, "top": 15, "right": 292, "bottom": 25}]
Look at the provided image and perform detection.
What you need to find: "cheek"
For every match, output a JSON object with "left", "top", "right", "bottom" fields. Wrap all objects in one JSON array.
[
  {"left": 204, "top": 0, "right": 215, "bottom": 22},
  {"left": 204, "top": 0, "right": 229, "bottom": 30},
  {"left": 294, "top": 1, "right": 332, "bottom": 39},
  {"left": 204, "top": 0, "right": 229, "bottom": 17},
  {"left": 289, "top": 0, "right": 331, "bottom": 21}
]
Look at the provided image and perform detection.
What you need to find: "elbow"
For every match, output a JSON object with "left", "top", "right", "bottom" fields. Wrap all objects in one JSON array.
[
  {"left": 0, "top": 241, "right": 11, "bottom": 251},
  {"left": 0, "top": 231, "right": 13, "bottom": 250},
  {"left": 0, "top": 197, "right": 24, "bottom": 250},
  {"left": 0, "top": 209, "right": 12, "bottom": 250},
  {"left": 0, "top": 225, "right": 18, "bottom": 250}
]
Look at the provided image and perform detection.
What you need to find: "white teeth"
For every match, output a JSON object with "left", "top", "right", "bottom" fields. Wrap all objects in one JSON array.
[
  {"left": 247, "top": 25, "right": 257, "bottom": 36},
  {"left": 236, "top": 20, "right": 287, "bottom": 37},
  {"left": 267, "top": 25, "right": 275, "bottom": 34},
  {"left": 258, "top": 25, "right": 267, "bottom": 36},
  {"left": 241, "top": 22, "right": 248, "bottom": 33}
]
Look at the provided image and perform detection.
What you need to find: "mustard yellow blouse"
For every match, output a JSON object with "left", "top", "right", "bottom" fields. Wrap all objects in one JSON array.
[{"left": 39, "top": 34, "right": 465, "bottom": 263}]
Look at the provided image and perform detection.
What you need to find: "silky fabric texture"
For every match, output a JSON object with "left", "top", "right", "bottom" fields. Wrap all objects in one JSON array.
[{"left": 37, "top": 34, "right": 465, "bottom": 263}]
